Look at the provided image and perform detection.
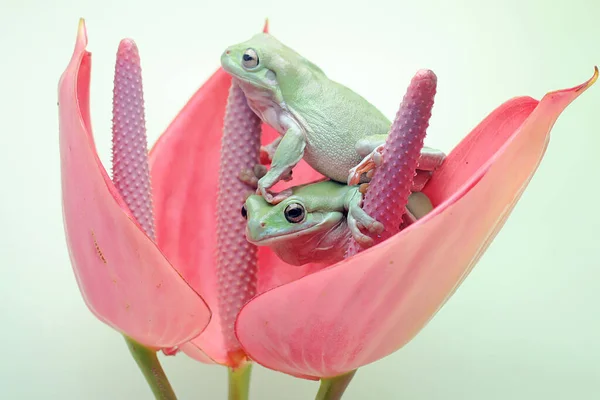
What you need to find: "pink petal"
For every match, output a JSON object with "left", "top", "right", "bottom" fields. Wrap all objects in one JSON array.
[
  {"left": 235, "top": 70, "right": 597, "bottom": 378},
  {"left": 59, "top": 20, "right": 211, "bottom": 348},
  {"left": 148, "top": 70, "right": 323, "bottom": 364}
]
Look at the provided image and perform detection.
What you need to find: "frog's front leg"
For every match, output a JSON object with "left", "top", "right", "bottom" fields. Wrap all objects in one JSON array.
[
  {"left": 239, "top": 163, "right": 293, "bottom": 200},
  {"left": 345, "top": 188, "right": 384, "bottom": 246},
  {"left": 238, "top": 164, "right": 268, "bottom": 188},
  {"left": 348, "top": 135, "right": 446, "bottom": 188},
  {"left": 257, "top": 125, "right": 306, "bottom": 204}
]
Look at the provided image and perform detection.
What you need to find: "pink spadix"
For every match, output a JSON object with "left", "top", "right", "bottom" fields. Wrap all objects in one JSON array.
[
  {"left": 111, "top": 39, "right": 155, "bottom": 240},
  {"left": 346, "top": 69, "right": 437, "bottom": 256},
  {"left": 216, "top": 82, "right": 262, "bottom": 364}
]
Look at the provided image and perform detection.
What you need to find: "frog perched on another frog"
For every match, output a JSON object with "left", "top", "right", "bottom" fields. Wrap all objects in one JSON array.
[
  {"left": 242, "top": 179, "right": 433, "bottom": 266},
  {"left": 221, "top": 32, "right": 446, "bottom": 204}
]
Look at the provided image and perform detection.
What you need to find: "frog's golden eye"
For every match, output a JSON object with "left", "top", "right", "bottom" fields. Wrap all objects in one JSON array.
[
  {"left": 242, "top": 48, "right": 259, "bottom": 69},
  {"left": 284, "top": 203, "right": 305, "bottom": 223},
  {"left": 241, "top": 205, "right": 248, "bottom": 219}
]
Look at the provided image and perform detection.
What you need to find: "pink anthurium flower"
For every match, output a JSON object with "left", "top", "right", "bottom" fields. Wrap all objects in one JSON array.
[
  {"left": 148, "top": 46, "right": 597, "bottom": 383},
  {"left": 58, "top": 19, "right": 211, "bottom": 350},
  {"left": 234, "top": 69, "right": 598, "bottom": 380}
]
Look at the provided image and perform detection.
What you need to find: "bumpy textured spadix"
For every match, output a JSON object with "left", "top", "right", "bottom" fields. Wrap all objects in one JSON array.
[
  {"left": 347, "top": 69, "right": 436, "bottom": 256},
  {"left": 216, "top": 82, "right": 262, "bottom": 364},
  {"left": 111, "top": 39, "right": 155, "bottom": 240}
]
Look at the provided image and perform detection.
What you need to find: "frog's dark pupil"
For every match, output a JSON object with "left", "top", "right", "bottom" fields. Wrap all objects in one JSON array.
[
  {"left": 241, "top": 205, "right": 247, "bottom": 218},
  {"left": 284, "top": 204, "right": 304, "bottom": 223},
  {"left": 243, "top": 54, "right": 254, "bottom": 62}
]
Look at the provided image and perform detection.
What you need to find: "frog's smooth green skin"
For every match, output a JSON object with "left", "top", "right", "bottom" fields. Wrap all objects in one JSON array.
[
  {"left": 220, "top": 33, "right": 446, "bottom": 203},
  {"left": 242, "top": 180, "right": 433, "bottom": 266}
]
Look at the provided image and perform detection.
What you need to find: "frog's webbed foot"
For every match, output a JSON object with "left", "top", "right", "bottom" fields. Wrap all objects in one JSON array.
[
  {"left": 348, "top": 146, "right": 446, "bottom": 190},
  {"left": 348, "top": 145, "right": 384, "bottom": 186},
  {"left": 257, "top": 185, "right": 293, "bottom": 205},
  {"left": 347, "top": 189, "right": 384, "bottom": 247},
  {"left": 238, "top": 164, "right": 268, "bottom": 189}
]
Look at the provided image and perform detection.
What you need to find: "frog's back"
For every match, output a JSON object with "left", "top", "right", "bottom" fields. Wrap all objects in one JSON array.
[{"left": 286, "top": 77, "right": 391, "bottom": 182}]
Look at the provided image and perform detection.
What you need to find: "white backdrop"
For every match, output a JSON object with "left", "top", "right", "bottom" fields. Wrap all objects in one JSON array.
[{"left": 1, "top": 0, "right": 599, "bottom": 398}]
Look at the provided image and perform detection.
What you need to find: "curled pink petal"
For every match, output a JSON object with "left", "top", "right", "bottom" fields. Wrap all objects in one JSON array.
[
  {"left": 235, "top": 70, "right": 597, "bottom": 378},
  {"left": 59, "top": 20, "right": 210, "bottom": 348}
]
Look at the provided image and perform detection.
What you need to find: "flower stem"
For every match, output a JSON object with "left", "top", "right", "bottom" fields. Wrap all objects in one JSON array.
[
  {"left": 124, "top": 336, "right": 177, "bottom": 399},
  {"left": 315, "top": 370, "right": 357, "bottom": 400},
  {"left": 228, "top": 362, "right": 253, "bottom": 400}
]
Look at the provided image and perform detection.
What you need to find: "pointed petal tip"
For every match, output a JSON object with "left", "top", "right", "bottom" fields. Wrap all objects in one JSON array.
[
  {"left": 549, "top": 65, "right": 598, "bottom": 96},
  {"left": 576, "top": 65, "right": 598, "bottom": 92},
  {"left": 263, "top": 18, "right": 269, "bottom": 33},
  {"left": 75, "top": 18, "right": 88, "bottom": 50}
]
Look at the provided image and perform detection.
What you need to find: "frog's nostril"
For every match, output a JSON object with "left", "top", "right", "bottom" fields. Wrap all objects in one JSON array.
[
  {"left": 260, "top": 222, "right": 266, "bottom": 227},
  {"left": 225, "top": 49, "right": 231, "bottom": 55}
]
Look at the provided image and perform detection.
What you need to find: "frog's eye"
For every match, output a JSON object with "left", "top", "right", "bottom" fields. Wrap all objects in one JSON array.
[
  {"left": 242, "top": 48, "right": 259, "bottom": 69},
  {"left": 284, "top": 203, "right": 305, "bottom": 223},
  {"left": 241, "top": 205, "right": 248, "bottom": 219}
]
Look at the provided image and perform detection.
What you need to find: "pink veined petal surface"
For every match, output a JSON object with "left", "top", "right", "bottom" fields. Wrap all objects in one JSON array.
[
  {"left": 148, "top": 69, "right": 324, "bottom": 365},
  {"left": 234, "top": 71, "right": 597, "bottom": 379},
  {"left": 59, "top": 20, "right": 211, "bottom": 348}
]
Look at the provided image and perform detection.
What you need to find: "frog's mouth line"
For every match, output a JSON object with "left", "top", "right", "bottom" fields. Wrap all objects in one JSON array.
[
  {"left": 245, "top": 213, "right": 343, "bottom": 246},
  {"left": 245, "top": 222, "right": 324, "bottom": 246}
]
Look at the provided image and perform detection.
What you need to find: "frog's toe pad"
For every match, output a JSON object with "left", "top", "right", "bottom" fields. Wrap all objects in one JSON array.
[
  {"left": 348, "top": 217, "right": 375, "bottom": 247},
  {"left": 239, "top": 168, "right": 259, "bottom": 188},
  {"left": 348, "top": 145, "right": 385, "bottom": 186}
]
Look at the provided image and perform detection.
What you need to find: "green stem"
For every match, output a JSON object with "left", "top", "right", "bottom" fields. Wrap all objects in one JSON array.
[
  {"left": 315, "top": 370, "right": 357, "bottom": 400},
  {"left": 228, "top": 362, "right": 253, "bottom": 400},
  {"left": 124, "top": 336, "right": 178, "bottom": 399}
]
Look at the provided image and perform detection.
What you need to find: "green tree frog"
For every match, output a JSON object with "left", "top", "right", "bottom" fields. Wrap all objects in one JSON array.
[
  {"left": 242, "top": 179, "right": 433, "bottom": 266},
  {"left": 221, "top": 33, "right": 446, "bottom": 203}
]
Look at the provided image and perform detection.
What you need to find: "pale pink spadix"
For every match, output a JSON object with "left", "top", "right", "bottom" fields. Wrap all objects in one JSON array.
[
  {"left": 111, "top": 39, "right": 155, "bottom": 240},
  {"left": 216, "top": 82, "right": 262, "bottom": 365},
  {"left": 346, "top": 69, "right": 436, "bottom": 256}
]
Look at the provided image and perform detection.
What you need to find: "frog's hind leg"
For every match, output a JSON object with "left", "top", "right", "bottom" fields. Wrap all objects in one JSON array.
[
  {"left": 400, "top": 192, "right": 435, "bottom": 230},
  {"left": 349, "top": 135, "right": 446, "bottom": 190},
  {"left": 417, "top": 146, "right": 446, "bottom": 172}
]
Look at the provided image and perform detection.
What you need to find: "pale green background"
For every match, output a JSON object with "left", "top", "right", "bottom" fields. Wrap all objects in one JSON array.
[{"left": 0, "top": 0, "right": 598, "bottom": 398}]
